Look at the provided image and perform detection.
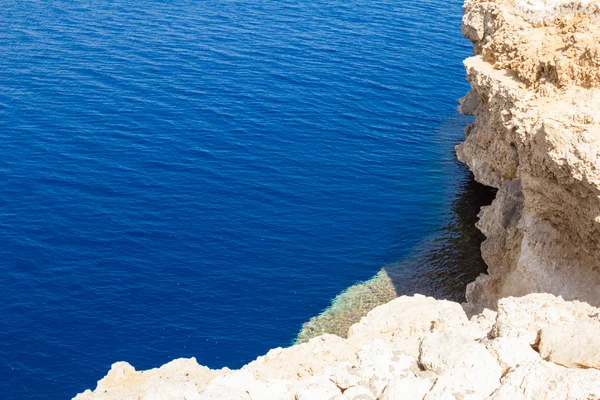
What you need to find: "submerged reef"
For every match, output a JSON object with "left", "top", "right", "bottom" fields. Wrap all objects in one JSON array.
[{"left": 75, "top": 0, "right": 600, "bottom": 398}]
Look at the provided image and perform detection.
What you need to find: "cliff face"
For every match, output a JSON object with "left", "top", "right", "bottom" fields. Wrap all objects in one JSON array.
[
  {"left": 457, "top": 0, "right": 600, "bottom": 309},
  {"left": 74, "top": 1, "right": 600, "bottom": 399}
]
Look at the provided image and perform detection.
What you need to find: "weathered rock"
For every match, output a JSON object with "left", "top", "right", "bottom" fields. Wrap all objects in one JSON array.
[
  {"left": 291, "top": 377, "right": 341, "bottom": 400},
  {"left": 458, "top": 0, "right": 600, "bottom": 310},
  {"left": 538, "top": 321, "right": 600, "bottom": 369},
  {"left": 463, "top": 0, "right": 600, "bottom": 89},
  {"left": 492, "top": 361, "right": 600, "bottom": 400},
  {"left": 466, "top": 306, "right": 497, "bottom": 332},
  {"left": 340, "top": 385, "right": 374, "bottom": 400},
  {"left": 74, "top": 359, "right": 226, "bottom": 400},
  {"left": 354, "top": 340, "right": 416, "bottom": 397},
  {"left": 244, "top": 334, "right": 356, "bottom": 381},
  {"left": 379, "top": 375, "right": 435, "bottom": 400},
  {"left": 492, "top": 294, "right": 600, "bottom": 344},
  {"left": 347, "top": 294, "right": 469, "bottom": 358},
  {"left": 419, "top": 330, "right": 502, "bottom": 398},
  {"left": 198, "top": 370, "right": 290, "bottom": 400},
  {"left": 484, "top": 337, "right": 540, "bottom": 370}
]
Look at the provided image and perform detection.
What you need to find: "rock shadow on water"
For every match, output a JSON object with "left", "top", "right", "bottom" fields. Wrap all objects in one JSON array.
[{"left": 296, "top": 165, "right": 496, "bottom": 343}]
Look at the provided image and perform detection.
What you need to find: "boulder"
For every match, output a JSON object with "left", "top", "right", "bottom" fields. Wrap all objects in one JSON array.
[{"left": 348, "top": 295, "right": 469, "bottom": 358}]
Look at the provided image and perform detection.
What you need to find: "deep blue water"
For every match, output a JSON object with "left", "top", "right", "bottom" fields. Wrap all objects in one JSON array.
[{"left": 1, "top": 1, "right": 477, "bottom": 398}]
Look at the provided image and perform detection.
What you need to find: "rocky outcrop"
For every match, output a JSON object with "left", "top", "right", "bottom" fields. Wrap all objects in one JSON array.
[
  {"left": 457, "top": 0, "right": 600, "bottom": 309},
  {"left": 74, "top": 294, "right": 600, "bottom": 400}
]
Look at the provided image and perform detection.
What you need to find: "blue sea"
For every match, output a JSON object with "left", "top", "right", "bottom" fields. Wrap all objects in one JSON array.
[{"left": 0, "top": 1, "right": 491, "bottom": 398}]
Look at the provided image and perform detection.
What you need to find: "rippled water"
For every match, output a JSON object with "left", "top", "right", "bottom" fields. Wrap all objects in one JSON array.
[{"left": 1, "top": 1, "right": 483, "bottom": 398}]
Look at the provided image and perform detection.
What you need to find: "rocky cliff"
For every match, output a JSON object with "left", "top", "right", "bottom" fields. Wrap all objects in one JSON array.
[
  {"left": 74, "top": 0, "right": 600, "bottom": 398},
  {"left": 457, "top": 0, "right": 600, "bottom": 310}
]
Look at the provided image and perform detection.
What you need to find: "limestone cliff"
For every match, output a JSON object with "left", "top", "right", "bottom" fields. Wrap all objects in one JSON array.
[
  {"left": 457, "top": 0, "right": 600, "bottom": 309},
  {"left": 73, "top": 1, "right": 600, "bottom": 399}
]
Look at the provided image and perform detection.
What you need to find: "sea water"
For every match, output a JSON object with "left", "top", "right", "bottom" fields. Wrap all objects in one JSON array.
[{"left": 0, "top": 1, "right": 490, "bottom": 398}]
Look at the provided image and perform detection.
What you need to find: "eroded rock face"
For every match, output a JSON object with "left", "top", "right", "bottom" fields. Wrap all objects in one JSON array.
[
  {"left": 74, "top": 294, "right": 600, "bottom": 400},
  {"left": 463, "top": 0, "right": 600, "bottom": 88},
  {"left": 458, "top": 0, "right": 600, "bottom": 309}
]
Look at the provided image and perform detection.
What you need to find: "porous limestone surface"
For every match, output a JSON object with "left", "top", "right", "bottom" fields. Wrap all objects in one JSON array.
[
  {"left": 514, "top": 0, "right": 600, "bottom": 25},
  {"left": 74, "top": 294, "right": 600, "bottom": 400},
  {"left": 458, "top": 0, "right": 600, "bottom": 309},
  {"left": 463, "top": 0, "right": 600, "bottom": 88}
]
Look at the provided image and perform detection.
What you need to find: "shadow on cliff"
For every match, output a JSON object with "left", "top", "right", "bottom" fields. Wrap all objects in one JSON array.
[
  {"left": 384, "top": 167, "right": 496, "bottom": 302},
  {"left": 382, "top": 113, "right": 498, "bottom": 302}
]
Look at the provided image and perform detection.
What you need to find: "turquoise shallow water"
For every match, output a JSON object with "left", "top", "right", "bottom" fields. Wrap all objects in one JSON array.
[{"left": 0, "top": 0, "right": 488, "bottom": 398}]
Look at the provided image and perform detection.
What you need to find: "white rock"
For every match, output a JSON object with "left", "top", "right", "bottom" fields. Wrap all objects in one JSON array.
[
  {"left": 326, "top": 362, "right": 364, "bottom": 392},
  {"left": 244, "top": 334, "right": 356, "bottom": 381},
  {"left": 379, "top": 375, "right": 435, "bottom": 400},
  {"left": 425, "top": 373, "right": 488, "bottom": 400},
  {"left": 355, "top": 340, "right": 416, "bottom": 397},
  {"left": 74, "top": 359, "right": 225, "bottom": 400},
  {"left": 538, "top": 321, "right": 600, "bottom": 369},
  {"left": 492, "top": 361, "right": 600, "bottom": 400},
  {"left": 419, "top": 330, "right": 502, "bottom": 398},
  {"left": 291, "top": 377, "right": 342, "bottom": 400},
  {"left": 493, "top": 294, "right": 600, "bottom": 344},
  {"left": 199, "top": 370, "right": 289, "bottom": 400},
  {"left": 348, "top": 295, "right": 469, "bottom": 358},
  {"left": 468, "top": 307, "right": 498, "bottom": 338},
  {"left": 341, "top": 385, "right": 374, "bottom": 400},
  {"left": 485, "top": 337, "right": 541, "bottom": 369}
]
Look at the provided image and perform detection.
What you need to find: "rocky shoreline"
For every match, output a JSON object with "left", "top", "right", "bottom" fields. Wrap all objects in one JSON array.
[
  {"left": 76, "top": 293, "right": 600, "bottom": 400},
  {"left": 75, "top": 0, "right": 600, "bottom": 398}
]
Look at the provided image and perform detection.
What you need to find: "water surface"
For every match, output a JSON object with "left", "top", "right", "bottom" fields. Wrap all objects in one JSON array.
[{"left": 0, "top": 0, "right": 480, "bottom": 398}]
